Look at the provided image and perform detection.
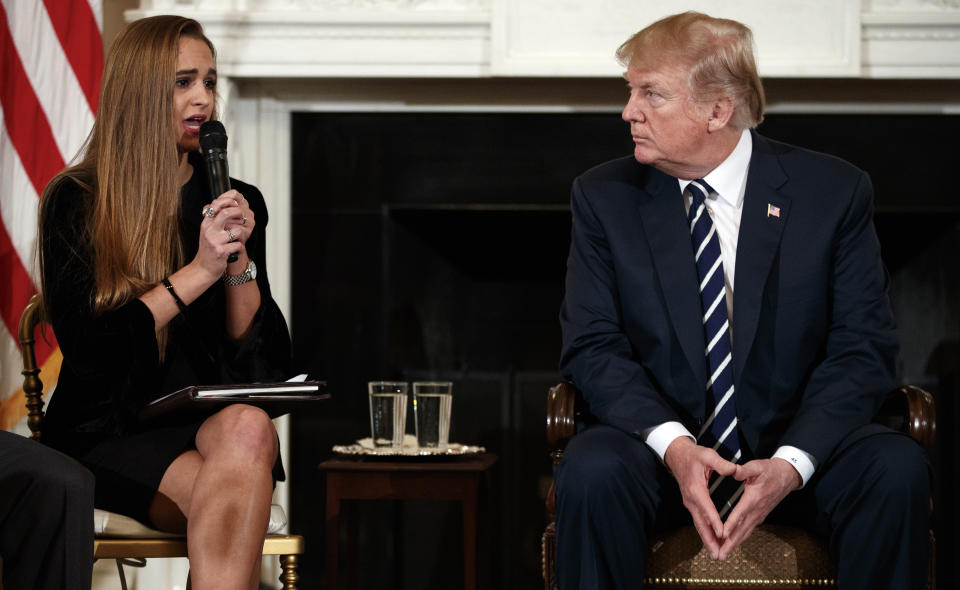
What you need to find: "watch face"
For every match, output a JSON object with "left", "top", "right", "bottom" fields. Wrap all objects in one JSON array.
[{"left": 248, "top": 260, "right": 257, "bottom": 280}]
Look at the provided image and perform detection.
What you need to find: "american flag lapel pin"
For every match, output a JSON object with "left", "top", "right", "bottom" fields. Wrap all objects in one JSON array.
[{"left": 767, "top": 203, "right": 781, "bottom": 218}]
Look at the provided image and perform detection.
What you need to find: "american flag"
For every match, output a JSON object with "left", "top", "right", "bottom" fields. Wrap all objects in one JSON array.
[
  {"left": 767, "top": 203, "right": 781, "bottom": 218},
  {"left": 0, "top": 0, "right": 102, "bottom": 431}
]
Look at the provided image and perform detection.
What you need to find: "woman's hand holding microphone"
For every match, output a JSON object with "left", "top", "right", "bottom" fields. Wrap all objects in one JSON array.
[{"left": 195, "top": 189, "right": 255, "bottom": 283}]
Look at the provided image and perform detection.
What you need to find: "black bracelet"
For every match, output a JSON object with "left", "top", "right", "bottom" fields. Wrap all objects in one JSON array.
[{"left": 161, "top": 277, "right": 188, "bottom": 315}]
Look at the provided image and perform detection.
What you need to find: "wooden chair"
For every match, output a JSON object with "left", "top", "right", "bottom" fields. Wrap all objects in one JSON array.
[
  {"left": 541, "top": 381, "right": 937, "bottom": 590},
  {"left": 18, "top": 293, "right": 304, "bottom": 590}
]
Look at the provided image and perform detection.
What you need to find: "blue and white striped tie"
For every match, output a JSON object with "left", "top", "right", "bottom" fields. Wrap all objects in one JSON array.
[{"left": 687, "top": 179, "right": 744, "bottom": 518}]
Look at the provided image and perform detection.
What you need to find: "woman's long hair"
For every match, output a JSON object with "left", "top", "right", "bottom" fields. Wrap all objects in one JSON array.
[{"left": 39, "top": 16, "right": 216, "bottom": 347}]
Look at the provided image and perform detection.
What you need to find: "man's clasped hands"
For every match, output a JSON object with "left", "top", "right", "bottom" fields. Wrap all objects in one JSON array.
[{"left": 664, "top": 437, "right": 802, "bottom": 560}]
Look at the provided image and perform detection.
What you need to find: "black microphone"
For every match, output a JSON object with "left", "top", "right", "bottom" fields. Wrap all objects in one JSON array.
[{"left": 198, "top": 120, "right": 238, "bottom": 263}]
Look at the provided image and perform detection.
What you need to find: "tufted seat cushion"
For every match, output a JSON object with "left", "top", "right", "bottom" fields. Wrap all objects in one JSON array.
[{"left": 644, "top": 524, "right": 836, "bottom": 588}]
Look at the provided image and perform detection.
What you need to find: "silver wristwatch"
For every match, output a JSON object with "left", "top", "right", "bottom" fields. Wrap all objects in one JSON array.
[{"left": 222, "top": 260, "right": 257, "bottom": 286}]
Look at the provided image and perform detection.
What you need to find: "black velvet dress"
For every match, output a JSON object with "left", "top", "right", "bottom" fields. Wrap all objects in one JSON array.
[{"left": 40, "top": 151, "right": 291, "bottom": 524}]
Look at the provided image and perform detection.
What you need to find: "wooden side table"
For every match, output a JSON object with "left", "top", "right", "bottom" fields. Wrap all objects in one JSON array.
[{"left": 319, "top": 453, "right": 498, "bottom": 590}]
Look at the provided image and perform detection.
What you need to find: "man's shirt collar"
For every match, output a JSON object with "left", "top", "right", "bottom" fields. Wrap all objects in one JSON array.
[{"left": 678, "top": 129, "right": 752, "bottom": 208}]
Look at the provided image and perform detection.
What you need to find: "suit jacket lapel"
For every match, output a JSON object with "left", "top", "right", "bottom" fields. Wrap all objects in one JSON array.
[
  {"left": 733, "top": 132, "right": 790, "bottom": 385},
  {"left": 637, "top": 169, "right": 707, "bottom": 389}
]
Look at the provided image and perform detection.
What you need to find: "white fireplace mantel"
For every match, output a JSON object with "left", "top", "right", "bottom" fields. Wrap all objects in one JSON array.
[{"left": 131, "top": 0, "right": 960, "bottom": 79}]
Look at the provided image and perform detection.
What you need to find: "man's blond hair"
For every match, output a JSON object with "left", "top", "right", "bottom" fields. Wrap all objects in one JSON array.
[{"left": 616, "top": 11, "right": 765, "bottom": 129}]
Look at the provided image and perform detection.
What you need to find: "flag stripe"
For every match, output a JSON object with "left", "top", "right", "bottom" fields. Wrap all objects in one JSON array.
[
  {"left": 86, "top": 0, "right": 103, "bottom": 33},
  {"left": 0, "top": 105, "right": 42, "bottom": 281},
  {"left": 2, "top": 0, "right": 96, "bottom": 164},
  {"left": 0, "top": 129, "right": 51, "bottom": 368},
  {"left": 0, "top": 221, "right": 37, "bottom": 340},
  {"left": 0, "top": 3, "right": 65, "bottom": 195},
  {"left": 1, "top": 0, "right": 98, "bottom": 428},
  {"left": 41, "top": 0, "right": 103, "bottom": 114}
]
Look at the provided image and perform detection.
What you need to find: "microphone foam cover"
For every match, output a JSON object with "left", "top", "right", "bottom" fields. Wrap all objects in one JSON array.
[{"left": 199, "top": 120, "right": 227, "bottom": 151}]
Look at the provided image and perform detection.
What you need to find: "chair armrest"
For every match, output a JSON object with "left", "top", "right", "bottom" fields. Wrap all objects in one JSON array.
[
  {"left": 876, "top": 385, "right": 936, "bottom": 455},
  {"left": 545, "top": 382, "right": 577, "bottom": 518},
  {"left": 546, "top": 382, "right": 577, "bottom": 456}
]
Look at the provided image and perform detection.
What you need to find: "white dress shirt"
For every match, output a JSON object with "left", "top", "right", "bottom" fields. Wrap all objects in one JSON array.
[{"left": 642, "top": 129, "right": 816, "bottom": 487}]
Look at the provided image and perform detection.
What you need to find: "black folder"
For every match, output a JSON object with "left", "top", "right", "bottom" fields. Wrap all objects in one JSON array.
[{"left": 137, "top": 380, "right": 329, "bottom": 424}]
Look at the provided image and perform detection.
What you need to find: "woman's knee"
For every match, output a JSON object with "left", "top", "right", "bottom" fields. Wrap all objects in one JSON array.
[{"left": 198, "top": 404, "right": 278, "bottom": 464}]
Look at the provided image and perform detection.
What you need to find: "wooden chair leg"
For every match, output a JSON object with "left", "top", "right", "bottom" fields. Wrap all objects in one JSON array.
[
  {"left": 542, "top": 522, "right": 556, "bottom": 590},
  {"left": 279, "top": 554, "right": 299, "bottom": 590}
]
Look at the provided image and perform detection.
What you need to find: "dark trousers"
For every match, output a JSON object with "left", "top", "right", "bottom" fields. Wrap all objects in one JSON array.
[
  {"left": 555, "top": 423, "right": 931, "bottom": 590},
  {"left": 0, "top": 430, "right": 94, "bottom": 590}
]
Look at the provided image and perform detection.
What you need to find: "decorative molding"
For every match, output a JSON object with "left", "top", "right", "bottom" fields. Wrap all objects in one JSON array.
[
  {"left": 128, "top": 0, "right": 491, "bottom": 78},
  {"left": 864, "top": 27, "right": 960, "bottom": 40},
  {"left": 140, "top": 0, "right": 487, "bottom": 9},
  {"left": 492, "top": 0, "right": 861, "bottom": 77},
  {"left": 862, "top": 10, "right": 960, "bottom": 77},
  {"left": 865, "top": 0, "right": 960, "bottom": 11},
  {"left": 129, "top": 0, "right": 960, "bottom": 79}
]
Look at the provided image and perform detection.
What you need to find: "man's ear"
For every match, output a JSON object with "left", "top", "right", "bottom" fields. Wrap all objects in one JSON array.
[{"left": 707, "top": 95, "right": 735, "bottom": 132}]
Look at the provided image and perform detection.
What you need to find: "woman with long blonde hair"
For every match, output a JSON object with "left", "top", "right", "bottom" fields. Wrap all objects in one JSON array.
[{"left": 38, "top": 15, "right": 290, "bottom": 588}]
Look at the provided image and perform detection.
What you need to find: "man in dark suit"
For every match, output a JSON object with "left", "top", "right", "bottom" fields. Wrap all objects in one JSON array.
[
  {"left": 556, "top": 11, "right": 930, "bottom": 590},
  {"left": 0, "top": 429, "right": 94, "bottom": 590}
]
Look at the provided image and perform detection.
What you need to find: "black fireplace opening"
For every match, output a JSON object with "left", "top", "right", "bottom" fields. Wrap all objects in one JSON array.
[{"left": 290, "top": 111, "right": 959, "bottom": 589}]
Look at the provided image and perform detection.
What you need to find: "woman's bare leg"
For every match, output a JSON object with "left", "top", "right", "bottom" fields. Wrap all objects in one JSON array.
[
  {"left": 148, "top": 450, "right": 200, "bottom": 532},
  {"left": 150, "top": 404, "right": 277, "bottom": 590}
]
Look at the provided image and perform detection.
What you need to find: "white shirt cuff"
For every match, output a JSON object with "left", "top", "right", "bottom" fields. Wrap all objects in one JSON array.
[
  {"left": 642, "top": 421, "right": 695, "bottom": 463},
  {"left": 772, "top": 445, "right": 817, "bottom": 488}
]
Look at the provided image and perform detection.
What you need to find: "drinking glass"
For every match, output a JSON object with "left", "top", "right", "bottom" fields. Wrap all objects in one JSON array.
[
  {"left": 368, "top": 381, "right": 408, "bottom": 449},
  {"left": 413, "top": 381, "right": 453, "bottom": 451}
]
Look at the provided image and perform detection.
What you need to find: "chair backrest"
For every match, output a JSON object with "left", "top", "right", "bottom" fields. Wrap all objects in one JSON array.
[{"left": 17, "top": 292, "right": 47, "bottom": 440}]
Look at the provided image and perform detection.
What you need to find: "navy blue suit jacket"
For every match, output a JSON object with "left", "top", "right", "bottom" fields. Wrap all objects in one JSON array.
[{"left": 559, "top": 131, "right": 898, "bottom": 464}]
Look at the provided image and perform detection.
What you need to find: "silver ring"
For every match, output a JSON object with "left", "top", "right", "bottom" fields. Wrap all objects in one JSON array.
[
  {"left": 203, "top": 206, "right": 216, "bottom": 219},
  {"left": 227, "top": 229, "right": 238, "bottom": 242},
  {"left": 241, "top": 213, "right": 248, "bottom": 226}
]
